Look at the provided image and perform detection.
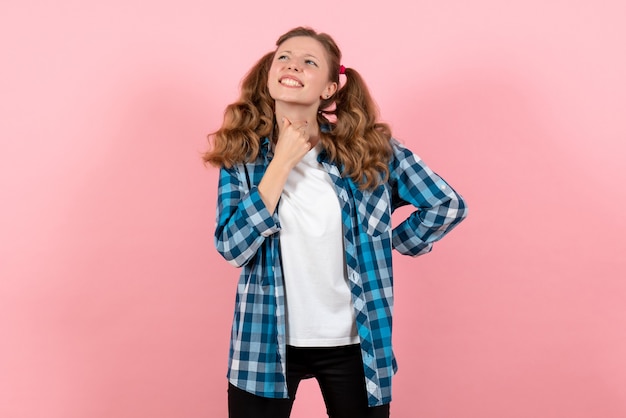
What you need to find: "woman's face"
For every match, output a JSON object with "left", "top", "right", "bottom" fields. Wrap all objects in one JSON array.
[{"left": 267, "top": 36, "right": 337, "bottom": 108}]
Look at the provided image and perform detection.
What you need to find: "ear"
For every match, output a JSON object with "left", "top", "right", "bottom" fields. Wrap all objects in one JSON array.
[{"left": 322, "top": 81, "right": 338, "bottom": 99}]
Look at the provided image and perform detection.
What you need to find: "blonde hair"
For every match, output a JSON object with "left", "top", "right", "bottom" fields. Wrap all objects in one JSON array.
[{"left": 203, "top": 27, "right": 392, "bottom": 191}]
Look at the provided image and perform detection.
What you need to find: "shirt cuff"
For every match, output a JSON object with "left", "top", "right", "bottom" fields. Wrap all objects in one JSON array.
[
  {"left": 392, "top": 223, "right": 433, "bottom": 257},
  {"left": 242, "top": 186, "right": 281, "bottom": 237}
]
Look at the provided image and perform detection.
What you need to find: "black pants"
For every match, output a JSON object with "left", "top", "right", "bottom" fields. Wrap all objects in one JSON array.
[{"left": 228, "top": 344, "right": 391, "bottom": 418}]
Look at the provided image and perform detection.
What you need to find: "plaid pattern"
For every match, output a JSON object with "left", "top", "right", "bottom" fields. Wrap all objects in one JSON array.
[{"left": 214, "top": 137, "right": 468, "bottom": 407}]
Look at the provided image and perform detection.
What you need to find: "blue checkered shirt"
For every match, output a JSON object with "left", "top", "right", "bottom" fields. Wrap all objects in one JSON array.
[{"left": 214, "top": 137, "right": 468, "bottom": 407}]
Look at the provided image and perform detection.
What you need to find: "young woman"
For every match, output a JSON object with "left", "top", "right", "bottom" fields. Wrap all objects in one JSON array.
[{"left": 204, "top": 26, "right": 468, "bottom": 418}]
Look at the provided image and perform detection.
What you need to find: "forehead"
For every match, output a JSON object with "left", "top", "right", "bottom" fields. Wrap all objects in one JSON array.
[{"left": 276, "top": 36, "right": 328, "bottom": 59}]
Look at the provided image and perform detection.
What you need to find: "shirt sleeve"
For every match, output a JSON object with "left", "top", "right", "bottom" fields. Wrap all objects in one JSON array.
[
  {"left": 214, "top": 164, "right": 281, "bottom": 267},
  {"left": 388, "top": 139, "right": 468, "bottom": 257}
]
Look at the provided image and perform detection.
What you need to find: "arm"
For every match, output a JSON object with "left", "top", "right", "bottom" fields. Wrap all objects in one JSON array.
[
  {"left": 389, "top": 139, "right": 469, "bottom": 257},
  {"left": 258, "top": 117, "right": 312, "bottom": 213},
  {"left": 214, "top": 118, "right": 311, "bottom": 267},
  {"left": 214, "top": 164, "right": 280, "bottom": 267}
]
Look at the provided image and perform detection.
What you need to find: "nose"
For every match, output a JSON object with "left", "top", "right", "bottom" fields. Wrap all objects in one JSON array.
[{"left": 287, "top": 61, "right": 301, "bottom": 72}]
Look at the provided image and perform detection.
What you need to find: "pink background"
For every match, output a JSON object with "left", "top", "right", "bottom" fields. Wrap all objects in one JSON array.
[{"left": 1, "top": 1, "right": 625, "bottom": 417}]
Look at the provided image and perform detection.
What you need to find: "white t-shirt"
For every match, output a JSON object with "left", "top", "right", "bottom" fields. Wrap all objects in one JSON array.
[{"left": 278, "top": 144, "right": 359, "bottom": 347}]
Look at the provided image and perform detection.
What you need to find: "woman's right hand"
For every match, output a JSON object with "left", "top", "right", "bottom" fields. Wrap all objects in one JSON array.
[
  {"left": 273, "top": 117, "right": 312, "bottom": 170},
  {"left": 257, "top": 117, "right": 313, "bottom": 214}
]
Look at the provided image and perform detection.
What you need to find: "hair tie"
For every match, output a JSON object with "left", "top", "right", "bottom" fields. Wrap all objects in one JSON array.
[{"left": 339, "top": 65, "right": 346, "bottom": 75}]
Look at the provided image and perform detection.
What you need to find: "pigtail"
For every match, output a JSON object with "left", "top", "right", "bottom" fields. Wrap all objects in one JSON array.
[
  {"left": 203, "top": 52, "right": 275, "bottom": 167},
  {"left": 320, "top": 67, "right": 392, "bottom": 191}
]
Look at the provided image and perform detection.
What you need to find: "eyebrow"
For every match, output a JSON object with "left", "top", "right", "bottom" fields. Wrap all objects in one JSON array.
[{"left": 278, "top": 50, "right": 320, "bottom": 60}]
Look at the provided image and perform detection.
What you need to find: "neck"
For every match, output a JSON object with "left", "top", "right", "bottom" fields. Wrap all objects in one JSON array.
[{"left": 274, "top": 102, "right": 320, "bottom": 146}]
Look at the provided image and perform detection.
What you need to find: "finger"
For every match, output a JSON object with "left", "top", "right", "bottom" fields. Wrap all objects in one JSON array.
[
  {"left": 282, "top": 117, "right": 291, "bottom": 129},
  {"left": 290, "top": 120, "right": 308, "bottom": 131}
]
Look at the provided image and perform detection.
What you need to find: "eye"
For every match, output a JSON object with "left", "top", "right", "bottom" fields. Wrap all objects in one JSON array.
[
  {"left": 305, "top": 59, "right": 318, "bottom": 66},
  {"left": 277, "top": 55, "right": 288, "bottom": 61}
]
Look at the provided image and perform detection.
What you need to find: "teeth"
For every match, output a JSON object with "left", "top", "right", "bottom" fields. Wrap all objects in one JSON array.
[{"left": 280, "top": 78, "right": 302, "bottom": 87}]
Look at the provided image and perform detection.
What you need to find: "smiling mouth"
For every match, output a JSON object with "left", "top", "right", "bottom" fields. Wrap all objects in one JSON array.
[{"left": 279, "top": 77, "right": 303, "bottom": 87}]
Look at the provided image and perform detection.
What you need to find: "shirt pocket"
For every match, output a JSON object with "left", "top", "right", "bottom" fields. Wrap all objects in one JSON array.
[{"left": 354, "top": 185, "right": 392, "bottom": 237}]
